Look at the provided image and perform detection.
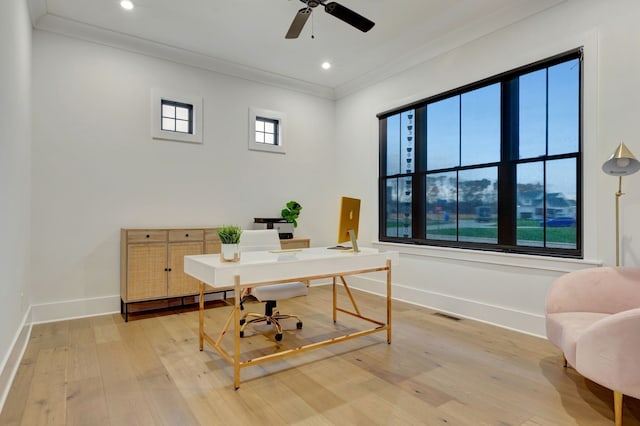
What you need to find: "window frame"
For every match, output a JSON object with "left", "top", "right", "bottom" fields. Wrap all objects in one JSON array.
[
  {"left": 160, "top": 99, "right": 193, "bottom": 134},
  {"left": 254, "top": 116, "right": 279, "bottom": 146},
  {"left": 378, "top": 49, "right": 583, "bottom": 258},
  {"left": 151, "top": 89, "right": 203, "bottom": 144},
  {"left": 249, "top": 107, "right": 286, "bottom": 154}
]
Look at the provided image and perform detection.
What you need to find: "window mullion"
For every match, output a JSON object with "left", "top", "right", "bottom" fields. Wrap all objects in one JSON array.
[
  {"left": 413, "top": 107, "right": 426, "bottom": 240},
  {"left": 498, "top": 78, "right": 519, "bottom": 246}
]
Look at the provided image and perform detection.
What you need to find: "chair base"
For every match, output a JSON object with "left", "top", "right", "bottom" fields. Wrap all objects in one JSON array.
[{"left": 239, "top": 311, "right": 303, "bottom": 341}]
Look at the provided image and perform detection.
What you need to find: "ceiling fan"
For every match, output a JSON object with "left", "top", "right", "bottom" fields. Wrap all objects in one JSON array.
[{"left": 285, "top": 0, "right": 375, "bottom": 39}]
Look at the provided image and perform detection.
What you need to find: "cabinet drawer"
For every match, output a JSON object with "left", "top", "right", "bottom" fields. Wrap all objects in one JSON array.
[
  {"left": 281, "top": 238, "right": 310, "bottom": 249},
  {"left": 127, "top": 230, "right": 167, "bottom": 243},
  {"left": 204, "top": 228, "right": 220, "bottom": 242},
  {"left": 169, "top": 229, "right": 204, "bottom": 242}
]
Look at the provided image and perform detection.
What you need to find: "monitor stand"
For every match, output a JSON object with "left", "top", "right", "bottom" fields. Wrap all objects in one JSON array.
[{"left": 348, "top": 229, "right": 360, "bottom": 253}]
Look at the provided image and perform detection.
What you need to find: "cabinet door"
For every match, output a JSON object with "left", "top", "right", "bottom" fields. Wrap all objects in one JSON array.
[
  {"left": 167, "top": 242, "right": 203, "bottom": 296},
  {"left": 127, "top": 243, "right": 167, "bottom": 301}
]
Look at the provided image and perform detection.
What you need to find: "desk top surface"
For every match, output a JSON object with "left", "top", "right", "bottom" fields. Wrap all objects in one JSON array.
[{"left": 184, "top": 246, "right": 399, "bottom": 287}]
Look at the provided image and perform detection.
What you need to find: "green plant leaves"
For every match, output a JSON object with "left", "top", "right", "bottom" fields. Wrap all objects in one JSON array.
[
  {"left": 216, "top": 225, "right": 242, "bottom": 244},
  {"left": 281, "top": 200, "right": 302, "bottom": 228}
]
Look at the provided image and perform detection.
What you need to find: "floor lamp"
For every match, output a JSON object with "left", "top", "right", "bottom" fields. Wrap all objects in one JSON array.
[{"left": 602, "top": 142, "right": 640, "bottom": 266}]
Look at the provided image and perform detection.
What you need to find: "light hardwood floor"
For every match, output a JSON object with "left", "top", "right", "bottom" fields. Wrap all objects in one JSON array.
[{"left": 2, "top": 285, "right": 639, "bottom": 425}]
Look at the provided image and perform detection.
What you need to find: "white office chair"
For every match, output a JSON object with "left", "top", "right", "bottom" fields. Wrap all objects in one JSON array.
[{"left": 238, "top": 229, "right": 308, "bottom": 341}]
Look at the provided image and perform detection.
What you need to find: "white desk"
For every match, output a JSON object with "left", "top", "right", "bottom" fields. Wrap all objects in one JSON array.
[{"left": 184, "top": 247, "right": 399, "bottom": 389}]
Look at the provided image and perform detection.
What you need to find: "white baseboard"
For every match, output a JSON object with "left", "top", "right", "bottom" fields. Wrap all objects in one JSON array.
[
  {"left": 30, "top": 291, "right": 234, "bottom": 324},
  {"left": 343, "top": 275, "right": 546, "bottom": 338},
  {"left": 25, "top": 280, "right": 547, "bottom": 334},
  {"left": 0, "top": 307, "right": 32, "bottom": 414},
  {"left": 1, "top": 279, "right": 545, "bottom": 412},
  {"left": 30, "top": 294, "right": 121, "bottom": 324}
]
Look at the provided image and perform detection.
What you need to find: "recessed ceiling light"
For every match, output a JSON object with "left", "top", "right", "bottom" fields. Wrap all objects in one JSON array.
[
  {"left": 120, "top": 0, "right": 134, "bottom": 10},
  {"left": 321, "top": 62, "right": 331, "bottom": 70}
]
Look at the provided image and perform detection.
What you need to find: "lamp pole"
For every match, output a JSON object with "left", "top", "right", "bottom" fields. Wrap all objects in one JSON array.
[
  {"left": 602, "top": 142, "right": 640, "bottom": 267},
  {"left": 615, "top": 176, "right": 623, "bottom": 267}
]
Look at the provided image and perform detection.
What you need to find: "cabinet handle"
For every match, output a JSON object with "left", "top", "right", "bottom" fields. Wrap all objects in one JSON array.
[
  {"left": 146, "top": 234, "right": 150, "bottom": 238},
  {"left": 164, "top": 268, "right": 172, "bottom": 272},
  {"left": 185, "top": 233, "right": 189, "bottom": 237}
]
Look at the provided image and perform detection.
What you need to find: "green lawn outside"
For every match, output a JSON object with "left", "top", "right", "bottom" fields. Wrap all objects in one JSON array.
[{"left": 387, "top": 218, "right": 576, "bottom": 243}]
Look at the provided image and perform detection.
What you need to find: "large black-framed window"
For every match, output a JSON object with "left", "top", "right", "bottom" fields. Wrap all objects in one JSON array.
[{"left": 378, "top": 49, "right": 582, "bottom": 258}]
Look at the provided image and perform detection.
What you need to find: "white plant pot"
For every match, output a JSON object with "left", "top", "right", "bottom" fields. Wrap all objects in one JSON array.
[{"left": 220, "top": 243, "right": 240, "bottom": 262}]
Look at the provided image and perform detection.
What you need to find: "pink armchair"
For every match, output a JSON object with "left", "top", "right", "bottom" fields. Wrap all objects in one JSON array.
[{"left": 545, "top": 266, "right": 640, "bottom": 426}]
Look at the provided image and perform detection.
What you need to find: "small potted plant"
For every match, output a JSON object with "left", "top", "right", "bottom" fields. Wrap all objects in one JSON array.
[
  {"left": 281, "top": 201, "right": 302, "bottom": 228},
  {"left": 217, "top": 225, "right": 242, "bottom": 262}
]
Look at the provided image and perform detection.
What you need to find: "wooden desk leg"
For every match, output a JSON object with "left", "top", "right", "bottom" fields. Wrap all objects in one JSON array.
[
  {"left": 332, "top": 276, "right": 337, "bottom": 323},
  {"left": 386, "top": 259, "right": 392, "bottom": 344},
  {"left": 233, "top": 274, "right": 241, "bottom": 390},
  {"left": 199, "top": 282, "right": 204, "bottom": 351}
]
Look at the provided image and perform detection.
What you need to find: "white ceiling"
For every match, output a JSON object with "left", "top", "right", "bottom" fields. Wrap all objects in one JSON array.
[{"left": 27, "top": 0, "right": 566, "bottom": 98}]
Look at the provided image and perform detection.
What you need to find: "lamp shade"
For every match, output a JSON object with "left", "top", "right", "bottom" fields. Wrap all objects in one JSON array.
[{"left": 602, "top": 142, "right": 640, "bottom": 176}]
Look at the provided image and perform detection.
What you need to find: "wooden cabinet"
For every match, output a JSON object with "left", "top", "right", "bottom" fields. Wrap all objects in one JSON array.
[
  {"left": 120, "top": 227, "right": 220, "bottom": 321},
  {"left": 280, "top": 237, "right": 310, "bottom": 250},
  {"left": 120, "top": 228, "right": 310, "bottom": 320},
  {"left": 280, "top": 237, "right": 311, "bottom": 286}
]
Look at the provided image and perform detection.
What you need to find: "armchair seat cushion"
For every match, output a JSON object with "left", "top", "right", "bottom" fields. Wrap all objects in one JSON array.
[{"left": 545, "top": 312, "right": 609, "bottom": 367}]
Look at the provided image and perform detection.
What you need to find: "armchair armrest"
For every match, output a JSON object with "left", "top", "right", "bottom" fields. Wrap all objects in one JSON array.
[
  {"left": 576, "top": 308, "right": 640, "bottom": 398},
  {"left": 545, "top": 267, "right": 640, "bottom": 315}
]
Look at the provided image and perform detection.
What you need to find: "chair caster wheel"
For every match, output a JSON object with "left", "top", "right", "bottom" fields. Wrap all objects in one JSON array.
[
  {"left": 275, "top": 333, "right": 283, "bottom": 341},
  {"left": 266, "top": 320, "right": 272, "bottom": 325},
  {"left": 296, "top": 322, "right": 303, "bottom": 329},
  {"left": 240, "top": 331, "right": 244, "bottom": 338},
  {"left": 239, "top": 318, "right": 246, "bottom": 325}
]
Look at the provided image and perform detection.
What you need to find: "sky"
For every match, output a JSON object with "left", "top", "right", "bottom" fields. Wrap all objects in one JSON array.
[{"left": 385, "top": 58, "right": 579, "bottom": 200}]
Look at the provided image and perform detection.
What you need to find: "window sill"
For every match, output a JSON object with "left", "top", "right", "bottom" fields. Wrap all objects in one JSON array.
[{"left": 372, "top": 240, "right": 601, "bottom": 273}]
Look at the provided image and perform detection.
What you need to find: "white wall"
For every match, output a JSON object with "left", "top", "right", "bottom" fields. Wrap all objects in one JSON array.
[
  {"left": 335, "top": 0, "right": 640, "bottom": 336},
  {"left": 30, "top": 31, "right": 338, "bottom": 320},
  {"left": 21, "top": 0, "right": 640, "bottom": 335},
  {"left": 0, "top": 0, "right": 32, "bottom": 408}
]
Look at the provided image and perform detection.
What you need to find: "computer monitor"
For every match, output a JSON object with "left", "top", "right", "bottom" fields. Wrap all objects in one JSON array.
[{"left": 337, "top": 196, "right": 361, "bottom": 252}]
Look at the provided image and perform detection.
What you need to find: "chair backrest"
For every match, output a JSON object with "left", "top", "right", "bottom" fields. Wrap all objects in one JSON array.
[
  {"left": 546, "top": 266, "right": 640, "bottom": 314},
  {"left": 239, "top": 229, "right": 281, "bottom": 252}
]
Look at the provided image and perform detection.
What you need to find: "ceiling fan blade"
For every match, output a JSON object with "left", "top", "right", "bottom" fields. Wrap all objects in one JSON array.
[
  {"left": 285, "top": 7, "right": 312, "bottom": 39},
  {"left": 324, "top": 2, "right": 375, "bottom": 33}
]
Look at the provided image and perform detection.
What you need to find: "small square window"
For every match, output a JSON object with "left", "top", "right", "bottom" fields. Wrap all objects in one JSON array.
[
  {"left": 151, "top": 89, "right": 203, "bottom": 144},
  {"left": 255, "top": 117, "right": 279, "bottom": 146},
  {"left": 161, "top": 100, "right": 193, "bottom": 134},
  {"left": 249, "top": 107, "right": 285, "bottom": 154}
]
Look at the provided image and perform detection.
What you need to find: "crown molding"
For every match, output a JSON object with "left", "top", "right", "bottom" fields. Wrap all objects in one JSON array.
[
  {"left": 334, "top": 0, "right": 567, "bottom": 99},
  {"left": 29, "top": 0, "right": 567, "bottom": 101},
  {"left": 33, "top": 13, "right": 336, "bottom": 100},
  {"left": 26, "top": 0, "right": 46, "bottom": 27}
]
